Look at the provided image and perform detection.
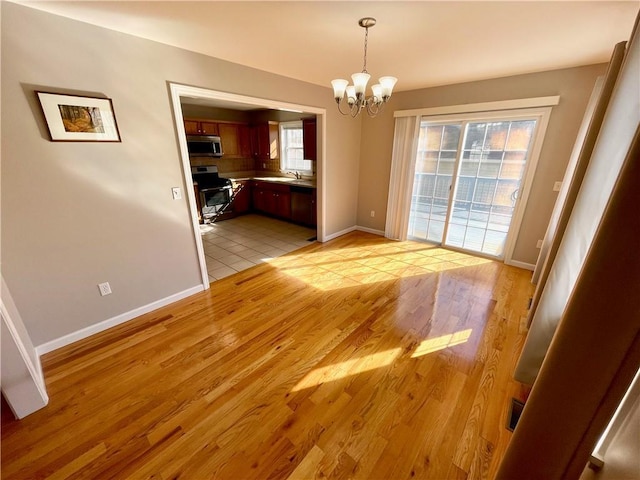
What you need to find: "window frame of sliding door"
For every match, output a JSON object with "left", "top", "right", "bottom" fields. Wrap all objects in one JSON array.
[{"left": 418, "top": 106, "right": 552, "bottom": 265}]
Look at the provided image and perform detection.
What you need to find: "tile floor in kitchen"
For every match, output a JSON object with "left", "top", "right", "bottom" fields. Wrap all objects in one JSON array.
[{"left": 200, "top": 214, "right": 317, "bottom": 283}]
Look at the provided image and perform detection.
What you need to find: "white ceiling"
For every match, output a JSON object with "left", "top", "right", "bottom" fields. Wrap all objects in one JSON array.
[{"left": 16, "top": 1, "right": 639, "bottom": 92}]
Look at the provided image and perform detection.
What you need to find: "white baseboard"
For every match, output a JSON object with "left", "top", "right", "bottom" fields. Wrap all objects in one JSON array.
[
  {"left": 322, "top": 225, "right": 385, "bottom": 242},
  {"left": 323, "top": 226, "right": 357, "bottom": 242},
  {"left": 356, "top": 226, "right": 385, "bottom": 236},
  {"left": 35, "top": 285, "right": 204, "bottom": 356},
  {"left": 506, "top": 259, "right": 536, "bottom": 271}
]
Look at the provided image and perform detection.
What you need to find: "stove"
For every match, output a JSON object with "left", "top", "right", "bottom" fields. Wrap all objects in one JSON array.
[{"left": 191, "top": 165, "right": 233, "bottom": 222}]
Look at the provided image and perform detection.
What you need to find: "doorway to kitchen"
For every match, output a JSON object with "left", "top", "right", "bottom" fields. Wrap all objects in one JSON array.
[
  {"left": 200, "top": 215, "right": 315, "bottom": 282},
  {"left": 407, "top": 107, "right": 550, "bottom": 261},
  {"left": 169, "top": 83, "right": 326, "bottom": 289}
]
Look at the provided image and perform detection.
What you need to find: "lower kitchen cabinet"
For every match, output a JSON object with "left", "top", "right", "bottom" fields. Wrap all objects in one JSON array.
[
  {"left": 231, "top": 180, "right": 251, "bottom": 214},
  {"left": 274, "top": 191, "right": 291, "bottom": 219},
  {"left": 291, "top": 186, "right": 316, "bottom": 226},
  {"left": 252, "top": 183, "right": 272, "bottom": 214},
  {"left": 252, "top": 181, "right": 291, "bottom": 220},
  {"left": 222, "top": 179, "right": 316, "bottom": 226}
]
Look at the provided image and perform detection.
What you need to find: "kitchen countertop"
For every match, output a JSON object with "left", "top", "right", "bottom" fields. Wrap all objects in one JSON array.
[{"left": 231, "top": 176, "right": 316, "bottom": 189}]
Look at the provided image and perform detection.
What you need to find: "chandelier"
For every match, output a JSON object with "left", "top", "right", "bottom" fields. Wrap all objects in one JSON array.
[{"left": 331, "top": 17, "right": 397, "bottom": 118}]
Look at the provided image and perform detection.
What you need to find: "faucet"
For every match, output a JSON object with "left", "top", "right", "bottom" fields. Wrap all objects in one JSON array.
[{"left": 287, "top": 171, "right": 302, "bottom": 180}]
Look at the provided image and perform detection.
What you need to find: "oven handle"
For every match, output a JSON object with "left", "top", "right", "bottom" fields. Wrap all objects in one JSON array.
[{"left": 199, "top": 186, "right": 232, "bottom": 193}]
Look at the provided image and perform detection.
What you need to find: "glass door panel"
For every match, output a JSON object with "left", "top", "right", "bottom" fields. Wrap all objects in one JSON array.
[
  {"left": 408, "top": 117, "right": 537, "bottom": 259},
  {"left": 408, "top": 124, "right": 461, "bottom": 243},
  {"left": 444, "top": 119, "right": 536, "bottom": 257}
]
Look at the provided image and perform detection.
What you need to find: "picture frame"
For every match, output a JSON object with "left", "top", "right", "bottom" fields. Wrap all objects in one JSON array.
[{"left": 36, "top": 91, "right": 121, "bottom": 142}]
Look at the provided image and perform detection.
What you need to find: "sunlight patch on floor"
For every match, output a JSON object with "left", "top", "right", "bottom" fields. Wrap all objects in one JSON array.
[
  {"left": 291, "top": 348, "right": 403, "bottom": 392},
  {"left": 267, "top": 241, "right": 492, "bottom": 291},
  {"left": 291, "top": 328, "right": 474, "bottom": 392},
  {"left": 411, "top": 329, "right": 473, "bottom": 358}
]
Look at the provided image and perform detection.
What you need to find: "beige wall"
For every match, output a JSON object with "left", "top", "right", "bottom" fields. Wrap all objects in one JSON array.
[
  {"left": 357, "top": 64, "right": 607, "bottom": 264},
  {"left": 1, "top": 2, "right": 360, "bottom": 346}
]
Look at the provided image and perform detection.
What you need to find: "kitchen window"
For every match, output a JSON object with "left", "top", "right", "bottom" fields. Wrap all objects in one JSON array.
[{"left": 280, "top": 121, "right": 312, "bottom": 173}]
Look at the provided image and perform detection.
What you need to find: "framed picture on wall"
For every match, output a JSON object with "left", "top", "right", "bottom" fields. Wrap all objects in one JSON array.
[{"left": 36, "top": 92, "right": 121, "bottom": 142}]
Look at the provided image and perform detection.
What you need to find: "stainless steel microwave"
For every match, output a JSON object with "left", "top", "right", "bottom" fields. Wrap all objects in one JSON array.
[{"left": 186, "top": 135, "right": 223, "bottom": 157}]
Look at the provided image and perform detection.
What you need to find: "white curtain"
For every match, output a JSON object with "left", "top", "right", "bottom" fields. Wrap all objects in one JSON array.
[
  {"left": 385, "top": 116, "right": 420, "bottom": 241},
  {"left": 531, "top": 42, "right": 625, "bottom": 293},
  {"left": 514, "top": 33, "right": 639, "bottom": 385},
  {"left": 531, "top": 76, "right": 604, "bottom": 285}
]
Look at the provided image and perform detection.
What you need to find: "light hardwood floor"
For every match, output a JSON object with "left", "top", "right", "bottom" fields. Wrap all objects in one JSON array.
[{"left": 1, "top": 232, "right": 533, "bottom": 479}]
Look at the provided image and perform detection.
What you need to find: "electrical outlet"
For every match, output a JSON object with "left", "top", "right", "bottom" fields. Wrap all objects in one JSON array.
[
  {"left": 370, "top": 210, "right": 375, "bottom": 217},
  {"left": 171, "top": 187, "right": 182, "bottom": 200},
  {"left": 553, "top": 181, "right": 562, "bottom": 192},
  {"left": 536, "top": 239, "right": 543, "bottom": 249},
  {"left": 98, "top": 282, "right": 112, "bottom": 296}
]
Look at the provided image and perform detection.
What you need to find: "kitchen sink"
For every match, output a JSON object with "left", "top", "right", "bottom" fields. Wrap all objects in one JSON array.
[{"left": 253, "top": 177, "right": 316, "bottom": 188}]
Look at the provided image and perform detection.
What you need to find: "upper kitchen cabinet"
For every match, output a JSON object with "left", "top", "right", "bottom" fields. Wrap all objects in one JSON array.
[
  {"left": 251, "top": 122, "right": 279, "bottom": 160},
  {"left": 238, "top": 125, "right": 252, "bottom": 158},
  {"left": 218, "top": 123, "right": 239, "bottom": 156},
  {"left": 302, "top": 118, "right": 317, "bottom": 161},
  {"left": 218, "top": 123, "right": 252, "bottom": 159},
  {"left": 185, "top": 119, "right": 251, "bottom": 159},
  {"left": 184, "top": 119, "right": 219, "bottom": 136}
]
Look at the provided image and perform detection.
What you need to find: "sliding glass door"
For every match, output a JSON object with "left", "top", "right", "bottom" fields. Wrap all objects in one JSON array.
[
  {"left": 408, "top": 123, "right": 461, "bottom": 243},
  {"left": 408, "top": 114, "right": 540, "bottom": 259}
]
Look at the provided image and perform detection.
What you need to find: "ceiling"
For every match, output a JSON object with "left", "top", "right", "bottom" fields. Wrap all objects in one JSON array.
[{"left": 15, "top": 1, "right": 639, "bottom": 93}]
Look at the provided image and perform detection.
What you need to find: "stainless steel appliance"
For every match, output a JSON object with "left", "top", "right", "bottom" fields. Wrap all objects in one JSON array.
[
  {"left": 191, "top": 166, "right": 233, "bottom": 223},
  {"left": 187, "top": 135, "right": 223, "bottom": 157}
]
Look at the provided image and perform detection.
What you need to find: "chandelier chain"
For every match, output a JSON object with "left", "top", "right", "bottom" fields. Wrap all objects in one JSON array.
[{"left": 362, "top": 26, "right": 369, "bottom": 73}]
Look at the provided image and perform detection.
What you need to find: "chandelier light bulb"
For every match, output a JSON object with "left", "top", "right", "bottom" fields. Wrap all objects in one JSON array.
[
  {"left": 379, "top": 76, "right": 398, "bottom": 98},
  {"left": 331, "top": 79, "right": 349, "bottom": 101},
  {"left": 351, "top": 72, "right": 371, "bottom": 96},
  {"left": 371, "top": 84, "right": 382, "bottom": 103}
]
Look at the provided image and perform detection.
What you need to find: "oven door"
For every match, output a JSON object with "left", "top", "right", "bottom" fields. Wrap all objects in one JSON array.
[{"left": 199, "top": 186, "right": 231, "bottom": 219}]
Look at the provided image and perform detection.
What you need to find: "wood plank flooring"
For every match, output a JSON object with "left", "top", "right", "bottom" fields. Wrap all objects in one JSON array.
[{"left": 1, "top": 232, "right": 533, "bottom": 479}]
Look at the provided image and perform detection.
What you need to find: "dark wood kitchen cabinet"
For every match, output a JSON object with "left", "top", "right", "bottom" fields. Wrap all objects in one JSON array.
[
  {"left": 238, "top": 125, "right": 252, "bottom": 158},
  {"left": 218, "top": 123, "right": 240, "bottom": 157},
  {"left": 291, "top": 186, "right": 317, "bottom": 226},
  {"left": 231, "top": 180, "right": 251, "bottom": 214},
  {"left": 252, "top": 184, "right": 275, "bottom": 215},
  {"left": 184, "top": 119, "right": 219, "bottom": 135},
  {"left": 274, "top": 190, "right": 291, "bottom": 219},
  {"left": 252, "top": 187, "right": 269, "bottom": 213},
  {"left": 302, "top": 118, "right": 317, "bottom": 161},
  {"left": 184, "top": 119, "right": 251, "bottom": 159},
  {"left": 251, "top": 122, "right": 279, "bottom": 160},
  {"left": 252, "top": 181, "right": 290, "bottom": 219}
]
